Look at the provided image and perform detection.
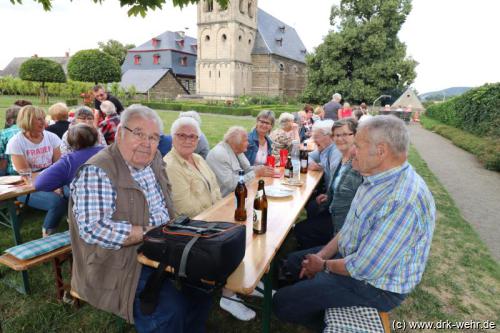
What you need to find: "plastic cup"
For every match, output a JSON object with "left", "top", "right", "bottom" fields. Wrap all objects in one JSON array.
[
  {"left": 279, "top": 149, "right": 288, "bottom": 167},
  {"left": 18, "top": 169, "right": 32, "bottom": 186},
  {"left": 266, "top": 155, "right": 276, "bottom": 168}
]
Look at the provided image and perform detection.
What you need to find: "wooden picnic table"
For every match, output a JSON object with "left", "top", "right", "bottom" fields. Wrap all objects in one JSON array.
[
  {"left": 0, "top": 175, "right": 36, "bottom": 293},
  {"left": 138, "top": 168, "right": 323, "bottom": 332}
]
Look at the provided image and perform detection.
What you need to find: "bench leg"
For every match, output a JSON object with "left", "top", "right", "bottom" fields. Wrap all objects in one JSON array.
[
  {"left": 6, "top": 201, "right": 31, "bottom": 294},
  {"left": 261, "top": 261, "right": 274, "bottom": 333},
  {"left": 379, "top": 312, "right": 390, "bottom": 333}
]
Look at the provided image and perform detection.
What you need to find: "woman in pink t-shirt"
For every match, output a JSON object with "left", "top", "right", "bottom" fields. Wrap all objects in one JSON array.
[{"left": 6, "top": 105, "right": 66, "bottom": 237}]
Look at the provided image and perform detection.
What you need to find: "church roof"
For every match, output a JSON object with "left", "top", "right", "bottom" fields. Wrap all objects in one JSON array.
[
  {"left": 120, "top": 69, "right": 170, "bottom": 93},
  {"left": 391, "top": 88, "right": 425, "bottom": 111},
  {"left": 1, "top": 56, "right": 70, "bottom": 77},
  {"left": 129, "top": 31, "right": 197, "bottom": 55},
  {"left": 253, "top": 9, "right": 307, "bottom": 63}
]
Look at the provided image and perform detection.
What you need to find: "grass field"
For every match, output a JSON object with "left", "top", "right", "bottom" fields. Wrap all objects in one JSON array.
[{"left": 0, "top": 101, "right": 499, "bottom": 332}]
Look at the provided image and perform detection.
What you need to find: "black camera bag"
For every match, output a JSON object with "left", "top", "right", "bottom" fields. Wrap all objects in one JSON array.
[{"left": 137, "top": 215, "right": 246, "bottom": 314}]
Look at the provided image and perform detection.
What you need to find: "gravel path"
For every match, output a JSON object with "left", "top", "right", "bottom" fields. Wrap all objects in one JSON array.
[{"left": 409, "top": 124, "right": 500, "bottom": 261}]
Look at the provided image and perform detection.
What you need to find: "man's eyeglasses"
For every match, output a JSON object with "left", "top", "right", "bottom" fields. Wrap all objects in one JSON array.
[
  {"left": 124, "top": 126, "right": 161, "bottom": 143},
  {"left": 334, "top": 133, "right": 354, "bottom": 139},
  {"left": 175, "top": 133, "right": 199, "bottom": 142}
]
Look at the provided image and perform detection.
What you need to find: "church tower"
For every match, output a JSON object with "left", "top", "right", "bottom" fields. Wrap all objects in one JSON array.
[{"left": 196, "top": 0, "right": 257, "bottom": 99}]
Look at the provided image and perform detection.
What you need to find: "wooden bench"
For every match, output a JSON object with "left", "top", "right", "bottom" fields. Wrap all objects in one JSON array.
[{"left": 0, "top": 245, "right": 72, "bottom": 299}]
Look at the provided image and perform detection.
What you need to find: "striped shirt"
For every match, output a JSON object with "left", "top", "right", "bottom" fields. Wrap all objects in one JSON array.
[
  {"left": 338, "top": 162, "right": 435, "bottom": 294},
  {"left": 71, "top": 164, "right": 170, "bottom": 249}
]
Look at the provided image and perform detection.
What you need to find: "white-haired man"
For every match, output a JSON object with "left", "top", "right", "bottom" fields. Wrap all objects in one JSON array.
[
  {"left": 323, "top": 93, "right": 342, "bottom": 121},
  {"left": 274, "top": 116, "right": 436, "bottom": 331},
  {"left": 70, "top": 105, "right": 212, "bottom": 332},
  {"left": 206, "top": 126, "right": 274, "bottom": 197}
]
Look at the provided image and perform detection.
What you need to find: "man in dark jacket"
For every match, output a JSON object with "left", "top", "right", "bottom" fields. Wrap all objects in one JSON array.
[
  {"left": 323, "top": 93, "right": 342, "bottom": 121},
  {"left": 93, "top": 85, "right": 124, "bottom": 115}
]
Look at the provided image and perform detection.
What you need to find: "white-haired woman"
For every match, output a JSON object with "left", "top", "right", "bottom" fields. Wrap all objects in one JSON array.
[
  {"left": 178, "top": 110, "right": 210, "bottom": 158},
  {"left": 164, "top": 117, "right": 221, "bottom": 218},
  {"left": 61, "top": 106, "right": 107, "bottom": 155},
  {"left": 270, "top": 112, "right": 300, "bottom": 164},
  {"left": 98, "top": 100, "right": 121, "bottom": 145}
]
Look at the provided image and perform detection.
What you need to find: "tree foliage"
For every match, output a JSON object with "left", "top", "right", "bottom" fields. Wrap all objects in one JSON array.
[
  {"left": 19, "top": 57, "right": 66, "bottom": 104},
  {"left": 9, "top": 0, "right": 229, "bottom": 17},
  {"left": 302, "top": 0, "right": 417, "bottom": 104},
  {"left": 67, "top": 49, "right": 121, "bottom": 84},
  {"left": 19, "top": 58, "right": 66, "bottom": 86},
  {"left": 98, "top": 39, "right": 135, "bottom": 66}
]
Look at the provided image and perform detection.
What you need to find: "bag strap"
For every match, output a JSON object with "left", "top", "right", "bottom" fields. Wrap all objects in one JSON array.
[
  {"left": 139, "top": 247, "right": 169, "bottom": 315},
  {"left": 178, "top": 223, "right": 218, "bottom": 279}
]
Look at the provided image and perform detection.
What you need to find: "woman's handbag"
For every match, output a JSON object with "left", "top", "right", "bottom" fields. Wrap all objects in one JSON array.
[{"left": 138, "top": 215, "right": 246, "bottom": 314}]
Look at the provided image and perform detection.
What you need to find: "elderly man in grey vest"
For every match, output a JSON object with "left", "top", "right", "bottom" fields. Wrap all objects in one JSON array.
[{"left": 69, "top": 105, "right": 211, "bottom": 332}]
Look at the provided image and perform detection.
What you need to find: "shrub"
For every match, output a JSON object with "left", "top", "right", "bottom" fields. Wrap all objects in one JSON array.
[
  {"left": 426, "top": 83, "right": 500, "bottom": 139},
  {"left": 65, "top": 99, "right": 78, "bottom": 106}
]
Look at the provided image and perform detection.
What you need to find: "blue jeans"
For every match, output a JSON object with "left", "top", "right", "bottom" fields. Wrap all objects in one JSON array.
[
  {"left": 18, "top": 191, "right": 68, "bottom": 231},
  {"left": 273, "top": 247, "right": 407, "bottom": 331},
  {"left": 133, "top": 266, "right": 212, "bottom": 333}
]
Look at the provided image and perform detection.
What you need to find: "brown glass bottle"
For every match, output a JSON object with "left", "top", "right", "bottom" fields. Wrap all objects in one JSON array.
[
  {"left": 234, "top": 170, "right": 247, "bottom": 221},
  {"left": 300, "top": 142, "right": 308, "bottom": 173},
  {"left": 253, "top": 180, "right": 268, "bottom": 234},
  {"left": 284, "top": 155, "right": 293, "bottom": 179}
]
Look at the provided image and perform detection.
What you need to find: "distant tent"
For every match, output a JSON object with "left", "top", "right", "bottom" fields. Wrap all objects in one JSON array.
[{"left": 391, "top": 88, "right": 425, "bottom": 111}]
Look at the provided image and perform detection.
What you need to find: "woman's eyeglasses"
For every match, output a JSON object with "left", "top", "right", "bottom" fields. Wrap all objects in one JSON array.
[{"left": 334, "top": 133, "right": 354, "bottom": 139}]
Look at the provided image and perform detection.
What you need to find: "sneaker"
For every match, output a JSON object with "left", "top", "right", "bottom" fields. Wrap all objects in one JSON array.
[
  {"left": 220, "top": 295, "right": 256, "bottom": 321},
  {"left": 250, "top": 281, "right": 276, "bottom": 298}
]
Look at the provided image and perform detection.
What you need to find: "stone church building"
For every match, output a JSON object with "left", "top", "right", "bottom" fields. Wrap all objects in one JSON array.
[{"left": 196, "top": 0, "right": 307, "bottom": 99}]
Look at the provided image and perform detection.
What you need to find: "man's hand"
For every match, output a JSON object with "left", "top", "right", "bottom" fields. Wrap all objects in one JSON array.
[
  {"left": 255, "top": 165, "right": 275, "bottom": 177},
  {"left": 316, "top": 194, "right": 328, "bottom": 205},
  {"left": 308, "top": 161, "right": 322, "bottom": 171},
  {"left": 299, "top": 253, "right": 325, "bottom": 279}
]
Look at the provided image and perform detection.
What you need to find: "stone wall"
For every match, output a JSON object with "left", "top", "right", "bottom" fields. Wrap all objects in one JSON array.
[
  {"left": 149, "top": 72, "right": 191, "bottom": 99},
  {"left": 251, "top": 54, "right": 307, "bottom": 98}
]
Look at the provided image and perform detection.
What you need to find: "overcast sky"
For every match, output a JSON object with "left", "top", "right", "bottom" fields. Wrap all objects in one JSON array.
[{"left": 1, "top": 0, "right": 499, "bottom": 94}]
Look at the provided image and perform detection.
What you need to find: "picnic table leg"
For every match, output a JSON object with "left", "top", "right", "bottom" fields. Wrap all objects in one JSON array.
[
  {"left": 261, "top": 261, "right": 274, "bottom": 333},
  {"left": 7, "top": 201, "right": 30, "bottom": 294}
]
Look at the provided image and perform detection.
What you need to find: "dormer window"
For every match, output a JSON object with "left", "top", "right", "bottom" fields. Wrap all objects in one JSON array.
[
  {"left": 275, "top": 38, "right": 283, "bottom": 47},
  {"left": 152, "top": 38, "right": 160, "bottom": 47},
  {"left": 191, "top": 44, "right": 198, "bottom": 52},
  {"left": 134, "top": 55, "right": 141, "bottom": 65},
  {"left": 279, "top": 25, "right": 286, "bottom": 33},
  {"left": 300, "top": 49, "right": 307, "bottom": 54},
  {"left": 180, "top": 57, "right": 188, "bottom": 66},
  {"left": 176, "top": 39, "right": 185, "bottom": 48},
  {"left": 153, "top": 54, "right": 160, "bottom": 65}
]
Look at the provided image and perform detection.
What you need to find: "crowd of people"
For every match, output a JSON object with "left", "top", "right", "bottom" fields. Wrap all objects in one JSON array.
[{"left": 0, "top": 90, "right": 435, "bottom": 332}]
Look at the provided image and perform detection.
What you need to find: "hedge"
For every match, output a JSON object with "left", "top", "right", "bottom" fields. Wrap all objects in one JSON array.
[
  {"left": 421, "top": 116, "right": 500, "bottom": 171},
  {"left": 426, "top": 83, "right": 500, "bottom": 139}
]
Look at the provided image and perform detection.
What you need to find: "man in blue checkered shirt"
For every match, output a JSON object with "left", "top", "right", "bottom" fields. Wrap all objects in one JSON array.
[
  {"left": 69, "top": 105, "right": 212, "bottom": 332},
  {"left": 274, "top": 116, "right": 436, "bottom": 331}
]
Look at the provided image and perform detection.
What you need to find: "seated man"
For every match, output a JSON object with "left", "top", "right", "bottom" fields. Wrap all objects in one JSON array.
[
  {"left": 69, "top": 105, "right": 211, "bottom": 332},
  {"left": 273, "top": 116, "right": 436, "bottom": 331},
  {"left": 206, "top": 126, "right": 273, "bottom": 197}
]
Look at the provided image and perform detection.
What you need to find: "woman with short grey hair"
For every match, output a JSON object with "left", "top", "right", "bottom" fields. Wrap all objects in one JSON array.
[
  {"left": 245, "top": 110, "right": 275, "bottom": 165},
  {"left": 269, "top": 112, "right": 300, "bottom": 164},
  {"left": 178, "top": 110, "right": 210, "bottom": 158},
  {"left": 61, "top": 106, "right": 107, "bottom": 155}
]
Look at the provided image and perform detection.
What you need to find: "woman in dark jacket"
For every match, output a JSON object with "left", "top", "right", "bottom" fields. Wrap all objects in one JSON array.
[{"left": 245, "top": 110, "right": 275, "bottom": 165}]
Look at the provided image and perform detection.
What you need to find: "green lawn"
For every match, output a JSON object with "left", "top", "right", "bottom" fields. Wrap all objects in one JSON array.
[{"left": 0, "top": 101, "right": 499, "bottom": 332}]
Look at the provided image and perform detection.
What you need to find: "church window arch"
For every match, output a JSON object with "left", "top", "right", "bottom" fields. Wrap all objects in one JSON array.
[
  {"left": 239, "top": 0, "right": 247, "bottom": 14},
  {"left": 248, "top": 0, "right": 255, "bottom": 18}
]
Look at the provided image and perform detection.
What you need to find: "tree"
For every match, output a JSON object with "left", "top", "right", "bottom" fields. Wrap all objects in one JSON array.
[
  {"left": 19, "top": 57, "right": 66, "bottom": 104},
  {"left": 98, "top": 39, "right": 135, "bottom": 66},
  {"left": 301, "top": 0, "right": 417, "bottom": 105},
  {"left": 10, "top": 0, "right": 229, "bottom": 17},
  {"left": 67, "top": 49, "right": 121, "bottom": 85}
]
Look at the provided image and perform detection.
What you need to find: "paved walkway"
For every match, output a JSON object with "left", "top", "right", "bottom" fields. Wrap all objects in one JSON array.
[{"left": 409, "top": 124, "right": 500, "bottom": 261}]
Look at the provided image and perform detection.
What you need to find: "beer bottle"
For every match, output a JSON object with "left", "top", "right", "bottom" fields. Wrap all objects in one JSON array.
[
  {"left": 253, "top": 180, "right": 267, "bottom": 234},
  {"left": 234, "top": 170, "right": 247, "bottom": 221},
  {"left": 284, "top": 155, "right": 293, "bottom": 179},
  {"left": 300, "top": 142, "right": 308, "bottom": 173}
]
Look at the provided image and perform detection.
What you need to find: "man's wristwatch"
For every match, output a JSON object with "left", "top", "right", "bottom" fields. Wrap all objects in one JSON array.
[{"left": 323, "top": 260, "right": 330, "bottom": 274}]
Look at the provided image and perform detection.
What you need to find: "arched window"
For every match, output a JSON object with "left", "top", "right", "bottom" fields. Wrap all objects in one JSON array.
[
  {"left": 222, "top": 34, "right": 227, "bottom": 42},
  {"left": 205, "top": 35, "right": 210, "bottom": 42},
  {"left": 248, "top": 0, "right": 255, "bottom": 18},
  {"left": 239, "top": 0, "right": 246, "bottom": 14}
]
